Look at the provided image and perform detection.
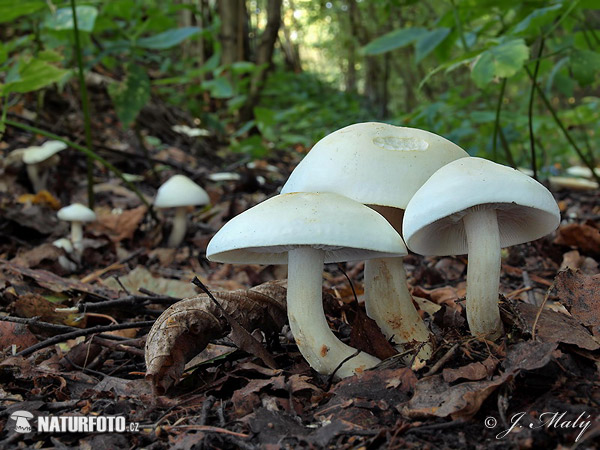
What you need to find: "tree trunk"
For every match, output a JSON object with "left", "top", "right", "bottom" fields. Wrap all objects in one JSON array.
[
  {"left": 218, "top": 0, "right": 248, "bottom": 65},
  {"left": 240, "top": 0, "right": 282, "bottom": 121}
]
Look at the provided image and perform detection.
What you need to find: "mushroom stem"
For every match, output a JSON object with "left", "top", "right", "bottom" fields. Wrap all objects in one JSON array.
[
  {"left": 70, "top": 221, "right": 84, "bottom": 251},
  {"left": 287, "top": 247, "right": 380, "bottom": 378},
  {"left": 463, "top": 208, "right": 504, "bottom": 339},
  {"left": 168, "top": 206, "right": 188, "bottom": 247},
  {"left": 364, "top": 257, "right": 432, "bottom": 358},
  {"left": 26, "top": 164, "right": 44, "bottom": 192}
]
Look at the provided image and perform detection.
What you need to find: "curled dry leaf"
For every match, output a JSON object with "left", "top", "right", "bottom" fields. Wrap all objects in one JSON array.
[
  {"left": 555, "top": 223, "right": 600, "bottom": 256},
  {"left": 145, "top": 281, "right": 287, "bottom": 394}
]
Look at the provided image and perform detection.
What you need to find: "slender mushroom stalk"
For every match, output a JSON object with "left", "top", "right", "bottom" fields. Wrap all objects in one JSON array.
[
  {"left": 463, "top": 208, "right": 503, "bottom": 339},
  {"left": 364, "top": 257, "right": 432, "bottom": 357},
  {"left": 287, "top": 247, "right": 381, "bottom": 378},
  {"left": 26, "top": 164, "right": 44, "bottom": 193},
  {"left": 70, "top": 220, "right": 85, "bottom": 252},
  {"left": 364, "top": 205, "right": 431, "bottom": 357},
  {"left": 168, "top": 206, "right": 188, "bottom": 248}
]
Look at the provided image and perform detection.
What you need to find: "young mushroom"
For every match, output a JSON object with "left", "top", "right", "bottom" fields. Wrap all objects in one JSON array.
[
  {"left": 22, "top": 140, "right": 67, "bottom": 192},
  {"left": 207, "top": 192, "right": 407, "bottom": 378},
  {"left": 282, "top": 122, "right": 469, "bottom": 357},
  {"left": 57, "top": 203, "right": 97, "bottom": 253},
  {"left": 154, "top": 175, "right": 210, "bottom": 248},
  {"left": 403, "top": 157, "right": 560, "bottom": 339}
]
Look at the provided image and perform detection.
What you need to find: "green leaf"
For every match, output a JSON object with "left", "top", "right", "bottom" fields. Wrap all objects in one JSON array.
[
  {"left": 201, "top": 77, "right": 233, "bottom": 98},
  {"left": 254, "top": 107, "right": 277, "bottom": 141},
  {"left": 2, "top": 59, "right": 69, "bottom": 95},
  {"left": 135, "top": 27, "right": 200, "bottom": 50},
  {"left": 0, "top": 0, "right": 45, "bottom": 23},
  {"left": 43, "top": 6, "right": 98, "bottom": 32},
  {"left": 511, "top": 3, "right": 563, "bottom": 36},
  {"left": 471, "top": 39, "right": 529, "bottom": 88},
  {"left": 232, "top": 135, "right": 268, "bottom": 158},
  {"left": 361, "top": 27, "right": 427, "bottom": 55},
  {"left": 415, "top": 28, "right": 451, "bottom": 63},
  {"left": 107, "top": 64, "right": 151, "bottom": 128},
  {"left": 570, "top": 49, "right": 600, "bottom": 86}
]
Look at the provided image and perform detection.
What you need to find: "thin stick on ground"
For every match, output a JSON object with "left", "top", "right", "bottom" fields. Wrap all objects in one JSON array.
[{"left": 16, "top": 321, "right": 155, "bottom": 357}]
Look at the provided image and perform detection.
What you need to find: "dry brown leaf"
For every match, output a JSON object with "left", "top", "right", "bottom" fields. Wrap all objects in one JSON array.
[
  {"left": 144, "top": 281, "right": 287, "bottom": 394},
  {"left": 10, "top": 244, "right": 62, "bottom": 268},
  {"left": 0, "top": 322, "right": 39, "bottom": 352},
  {"left": 350, "top": 308, "right": 397, "bottom": 360},
  {"left": 515, "top": 302, "right": 600, "bottom": 351},
  {"left": 555, "top": 269, "right": 600, "bottom": 336},
  {"left": 555, "top": 223, "right": 600, "bottom": 256},
  {"left": 442, "top": 357, "right": 498, "bottom": 383},
  {"left": 404, "top": 341, "right": 556, "bottom": 420},
  {"left": 102, "top": 266, "right": 198, "bottom": 298},
  {"left": 89, "top": 205, "right": 147, "bottom": 243}
]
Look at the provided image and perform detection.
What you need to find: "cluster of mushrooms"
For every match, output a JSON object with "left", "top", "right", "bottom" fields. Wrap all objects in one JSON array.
[{"left": 207, "top": 122, "right": 561, "bottom": 379}]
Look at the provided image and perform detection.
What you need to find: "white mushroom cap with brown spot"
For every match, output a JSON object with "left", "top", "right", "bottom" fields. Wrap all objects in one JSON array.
[{"left": 281, "top": 122, "right": 469, "bottom": 209}]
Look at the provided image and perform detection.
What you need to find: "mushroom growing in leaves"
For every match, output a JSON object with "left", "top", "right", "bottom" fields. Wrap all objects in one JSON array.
[
  {"left": 22, "top": 140, "right": 67, "bottom": 192},
  {"left": 207, "top": 192, "right": 407, "bottom": 378},
  {"left": 403, "top": 157, "right": 560, "bottom": 339},
  {"left": 57, "top": 203, "right": 97, "bottom": 253},
  {"left": 282, "top": 122, "right": 469, "bottom": 356},
  {"left": 154, "top": 175, "right": 210, "bottom": 248}
]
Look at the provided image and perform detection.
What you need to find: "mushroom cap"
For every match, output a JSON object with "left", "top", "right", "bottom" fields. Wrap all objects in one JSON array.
[
  {"left": 281, "top": 122, "right": 469, "bottom": 209},
  {"left": 57, "top": 203, "right": 97, "bottom": 222},
  {"left": 154, "top": 175, "right": 210, "bottom": 208},
  {"left": 207, "top": 192, "right": 407, "bottom": 264},
  {"left": 22, "top": 141, "right": 67, "bottom": 164},
  {"left": 403, "top": 157, "right": 560, "bottom": 256},
  {"left": 11, "top": 410, "right": 34, "bottom": 419}
]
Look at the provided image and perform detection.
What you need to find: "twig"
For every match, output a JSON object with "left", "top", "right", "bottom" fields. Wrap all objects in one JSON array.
[
  {"left": 16, "top": 321, "right": 155, "bottom": 357},
  {"left": 160, "top": 425, "right": 249, "bottom": 438},
  {"left": 0, "top": 316, "right": 130, "bottom": 341},
  {"left": 74, "top": 294, "right": 179, "bottom": 313},
  {"left": 531, "top": 279, "right": 556, "bottom": 341},
  {"left": 327, "top": 349, "right": 362, "bottom": 390},
  {"left": 92, "top": 336, "right": 145, "bottom": 357},
  {"left": 527, "top": 37, "right": 545, "bottom": 180},
  {"left": 423, "top": 343, "right": 460, "bottom": 377}
]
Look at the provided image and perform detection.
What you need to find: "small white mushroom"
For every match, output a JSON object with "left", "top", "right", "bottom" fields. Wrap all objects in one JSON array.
[
  {"left": 207, "top": 192, "right": 407, "bottom": 378},
  {"left": 57, "top": 203, "right": 96, "bottom": 253},
  {"left": 22, "top": 141, "right": 67, "bottom": 192},
  {"left": 52, "top": 238, "right": 77, "bottom": 271},
  {"left": 403, "top": 157, "right": 560, "bottom": 339},
  {"left": 154, "top": 175, "right": 210, "bottom": 248}
]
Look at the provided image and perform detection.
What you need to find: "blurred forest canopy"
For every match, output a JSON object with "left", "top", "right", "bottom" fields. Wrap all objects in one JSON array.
[{"left": 1, "top": 0, "right": 599, "bottom": 177}]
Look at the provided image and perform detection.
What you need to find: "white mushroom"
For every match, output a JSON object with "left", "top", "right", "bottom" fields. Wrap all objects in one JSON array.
[
  {"left": 22, "top": 140, "right": 67, "bottom": 192},
  {"left": 207, "top": 192, "right": 407, "bottom": 378},
  {"left": 282, "top": 123, "right": 469, "bottom": 356},
  {"left": 403, "top": 157, "right": 560, "bottom": 339},
  {"left": 154, "top": 175, "right": 210, "bottom": 248},
  {"left": 57, "top": 203, "right": 96, "bottom": 253},
  {"left": 52, "top": 238, "right": 77, "bottom": 271}
]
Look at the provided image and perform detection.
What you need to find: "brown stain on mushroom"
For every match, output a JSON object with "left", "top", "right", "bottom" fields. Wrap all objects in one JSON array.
[{"left": 320, "top": 344, "right": 329, "bottom": 357}]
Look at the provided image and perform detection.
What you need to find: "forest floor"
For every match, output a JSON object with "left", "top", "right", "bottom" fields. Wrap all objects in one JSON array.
[{"left": 0, "top": 93, "right": 599, "bottom": 449}]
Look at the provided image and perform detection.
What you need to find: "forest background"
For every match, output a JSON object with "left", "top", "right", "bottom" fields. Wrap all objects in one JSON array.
[{"left": 2, "top": 0, "right": 599, "bottom": 181}]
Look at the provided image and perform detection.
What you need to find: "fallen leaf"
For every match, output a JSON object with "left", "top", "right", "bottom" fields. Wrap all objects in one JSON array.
[
  {"left": 102, "top": 266, "right": 197, "bottom": 298},
  {"left": 88, "top": 205, "right": 147, "bottom": 242},
  {"left": 404, "top": 341, "right": 556, "bottom": 420},
  {"left": 555, "top": 269, "right": 600, "bottom": 336},
  {"left": 10, "top": 244, "right": 62, "bottom": 268},
  {"left": 145, "top": 281, "right": 287, "bottom": 394},
  {"left": 555, "top": 223, "right": 600, "bottom": 256},
  {"left": 514, "top": 302, "right": 600, "bottom": 351},
  {"left": 350, "top": 308, "right": 397, "bottom": 360},
  {"left": 0, "top": 322, "right": 39, "bottom": 351},
  {"left": 442, "top": 357, "right": 498, "bottom": 383}
]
